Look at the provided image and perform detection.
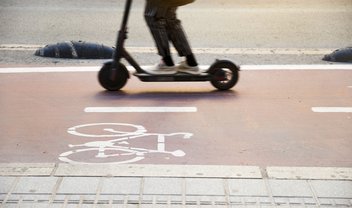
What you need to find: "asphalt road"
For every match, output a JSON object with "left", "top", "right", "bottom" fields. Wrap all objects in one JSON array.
[{"left": 0, "top": 0, "right": 351, "bottom": 65}]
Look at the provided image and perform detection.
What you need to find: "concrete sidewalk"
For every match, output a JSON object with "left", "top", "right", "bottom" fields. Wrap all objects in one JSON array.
[{"left": 1, "top": 164, "right": 352, "bottom": 207}]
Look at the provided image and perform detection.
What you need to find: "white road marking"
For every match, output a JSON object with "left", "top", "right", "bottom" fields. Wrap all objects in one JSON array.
[
  {"left": 84, "top": 107, "right": 197, "bottom": 113},
  {"left": 312, "top": 107, "right": 352, "bottom": 113},
  {"left": 0, "top": 44, "right": 43, "bottom": 51},
  {"left": 240, "top": 64, "right": 352, "bottom": 70},
  {"left": 1, "top": 65, "right": 352, "bottom": 73},
  {"left": 0, "top": 66, "right": 100, "bottom": 73},
  {"left": 61, "top": 123, "right": 192, "bottom": 164}
]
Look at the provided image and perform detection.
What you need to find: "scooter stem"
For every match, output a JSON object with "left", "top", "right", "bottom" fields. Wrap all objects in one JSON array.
[{"left": 113, "top": 0, "right": 133, "bottom": 64}]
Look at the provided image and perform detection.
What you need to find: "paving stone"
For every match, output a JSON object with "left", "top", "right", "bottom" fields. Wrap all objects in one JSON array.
[
  {"left": 319, "top": 198, "right": 352, "bottom": 207},
  {"left": 0, "top": 194, "right": 6, "bottom": 201},
  {"left": 0, "top": 177, "right": 16, "bottom": 193},
  {"left": 335, "top": 198, "right": 352, "bottom": 206},
  {"left": 55, "top": 164, "right": 261, "bottom": 178},
  {"left": 185, "top": 195, "right": 227, "bottom": 204},
  {"left": 318, "top": 198, "right": 334, "bottom": 206},
  {"left": 267, "top": 167, "right": 352, "bottom": 180},
  {"left": 186, "top": 178, "right": 225, "bottom": 195},
  {"left": 3, "top": 169, "right": 352, "bottom": 208},
  {"left": 50, "top": 205, "right": 83, "bottom": 208},
  {"left": 10, "top": 204, "right": 48, "bottom": 208},
  {"left": 310, "top": 180, "right": 352, "bottom": 198},
  {"left": 141, "top": 194, "right": 184, "bottom": 205},
  {"left": 13, "top": 194, "right": 51, "bottom": 201},
  {"left": 101, "top": 177, "right": 141, "bottom": 194},
  {"left": 228, "top": 179, "right": 268, "bottom": 196},
  {"left": 57, "top": 177, "right": 100, "bottom": 194},
  {"left": 0, "top": 163, "right": 55, "bottom": 176},
  {"left": 303, "top": 197, "right": 318, "bottom": 205},
  {"left": 269, "top": 180, "right": 313, "bottom": 197},
  {"left": 274, "top": 197, "right": 291, "bottom": 205},
  {"left": 12, "top": 177, "right": 58, "bottom": 194},
  {"left": 287, "top": 197, "right": 309, "bottom": 205},
  {"left": 143, "top": 178, "right": 183, "bottom": 195}
]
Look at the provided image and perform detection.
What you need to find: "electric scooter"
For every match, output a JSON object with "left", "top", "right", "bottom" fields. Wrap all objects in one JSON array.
[{"left": 98, "top": 0, "right": 239, "bottom": 91}]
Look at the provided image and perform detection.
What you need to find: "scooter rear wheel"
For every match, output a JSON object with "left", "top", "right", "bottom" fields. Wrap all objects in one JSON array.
[
  {"left": 209, "top": 60, "right": 239, "bottom": 90},
  {"left": 98, "top": 61, "right": 129, "bottom": 91}
]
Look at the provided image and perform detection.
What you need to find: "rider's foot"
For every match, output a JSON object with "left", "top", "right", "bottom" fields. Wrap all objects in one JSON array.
[
  {"left": 144, "top": 61, "right": 176, "bottom": 75},
  {"left": 177, "top": 61, "right": 201, "bottom": 75}
]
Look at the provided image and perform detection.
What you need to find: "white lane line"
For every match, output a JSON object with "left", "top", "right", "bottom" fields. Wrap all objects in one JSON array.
[
  {"left": 1, "top": 65, "right": 352, "bottom": 73},
  {"left": 0, "top": 66, "right": 101, "bottom": 73},
  {"left": 240, "top": 64, "right": 352, "bottom": 70},
  {"left": 0, "top": 44, "right": 333, "bottom": 55},
  {"left": 0, "top": 66, "right": 204, "bottom": 73},
  {"left": 85, "top": 107, "right": 197, "bottom": 113},
  {"left": 312, "top": 107, "right": 352, "bottom": 113}
]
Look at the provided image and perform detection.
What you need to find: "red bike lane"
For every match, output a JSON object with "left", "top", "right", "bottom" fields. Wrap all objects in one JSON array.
[{"left": 1, "top": 67, "right": 351, "bottom": 167}]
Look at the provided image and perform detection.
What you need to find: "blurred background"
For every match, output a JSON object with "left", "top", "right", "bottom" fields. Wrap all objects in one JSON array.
[{"left": 0, "top": 0, "right": 351, "bottom": 65}]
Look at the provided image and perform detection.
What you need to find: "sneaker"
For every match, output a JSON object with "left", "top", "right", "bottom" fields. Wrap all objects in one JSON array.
[
  {"left": 144, "top": 62, "right": 176, "bottom": 75},
  {"left": 177, "top": 61, "right": 201, "bottom": 75}
]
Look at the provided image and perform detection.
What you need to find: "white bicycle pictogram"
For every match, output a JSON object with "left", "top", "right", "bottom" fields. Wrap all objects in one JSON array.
[{"left": 59, "top": 123, "right": 192, "bottom": 164}]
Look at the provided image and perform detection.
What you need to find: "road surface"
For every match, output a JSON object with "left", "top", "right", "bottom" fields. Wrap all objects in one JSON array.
[
  {"left": 1, "top": 66, "right": 351, "bottom": 168},
  {"left": 0, "top": 0, "right": 351, "bottom": 66}
]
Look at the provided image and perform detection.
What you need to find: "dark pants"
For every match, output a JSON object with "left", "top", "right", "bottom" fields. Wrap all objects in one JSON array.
[{"left": 144, "top": 0, "right": 193, "bottom": 58}]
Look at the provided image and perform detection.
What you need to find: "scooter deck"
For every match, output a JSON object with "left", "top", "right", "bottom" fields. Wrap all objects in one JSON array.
[{"left": 134, "top": 72, "right": 212, "bottom": 82}]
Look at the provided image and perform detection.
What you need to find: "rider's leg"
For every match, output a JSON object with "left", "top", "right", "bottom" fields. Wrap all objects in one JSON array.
[
  {"left": 164, "top": 7, "right": 200, "bottom": 74},
  {"left": 164, "top": 7, "right": 198, "bottom": 67},
  {"left": 144, "top": 1, "right": 200, "bottom": 74},
  {"left": 145, "top": 1, "right": 176, "bottom": 73}
]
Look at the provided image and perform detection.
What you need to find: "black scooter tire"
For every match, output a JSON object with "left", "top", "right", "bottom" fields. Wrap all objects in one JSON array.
[
  {"left": 98, "top": 61, "right": 129, "bottom": 91},
  {"left": 209, "top": 60, "right": 239, "bottom": 90}
]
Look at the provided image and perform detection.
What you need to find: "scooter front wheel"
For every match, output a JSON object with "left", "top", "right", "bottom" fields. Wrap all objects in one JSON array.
[
  {"left": 208, "top": 60, "right": 239, "bottom": 90},
  {"left": 98, "top": 61, "right": 129, "bottom": 91}
]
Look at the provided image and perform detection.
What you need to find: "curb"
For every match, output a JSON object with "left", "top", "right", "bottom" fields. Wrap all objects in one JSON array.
[{"left": 0, "top": 163, "right": 351, "bottom": 180}]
